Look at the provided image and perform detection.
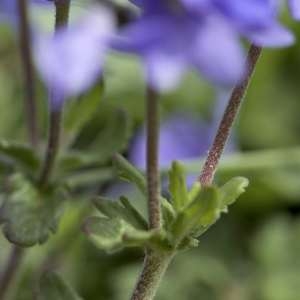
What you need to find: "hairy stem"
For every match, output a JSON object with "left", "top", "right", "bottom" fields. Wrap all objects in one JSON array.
[
  {"left": 199, "top": 44, "right": 262, "bottom": 186},
  {"left": 146, "top": 87, "right": 161, "bottom": 229},
  {"left": 17, "top": 0, "right": 38, "bottom": 147},
  {"left": 0, "top": 246, "right": 24, "bottom": 300},
  {"left": 130, "top": 88, "right": 164, "bottom": 300},
  {"left": 131, "top": 251, "right": 173, "bottom": 300},
  {"left": 38, "top": 0, "right": 71, "bottom": 188}
]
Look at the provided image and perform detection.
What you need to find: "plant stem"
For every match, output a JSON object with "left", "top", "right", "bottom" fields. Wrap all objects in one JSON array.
[
  {"left": 199, "top": 44, "right": 262, "bottom": 186},
  {"left": 17, "top": 0, "right": 38, "bottom": 147},
  {"left": 38, "top": 107, "right": 63, "bottom": 188},
  {"left": 0, "top": 246, "right": 24, "bottom": 300},
  {"left": 130, "top": 88, "right": 164, "bottom": 300},
  {"left": 54, "top": 0, "right": 71, "bottom": 28},
  {"left": 0, "top": 2, "right": 71, "bottom": 299},
  {"left": 131, "top": 250, "right": 173, "bottom": 300},
  {"left": 38, "top": 0, "right": 71, "bottom": 188},
  {"left": 146, "top": 87, "right": 161, "bottom": 229},
  {"left": 0, "top": 1, "right": 38, "bottom": 296}
]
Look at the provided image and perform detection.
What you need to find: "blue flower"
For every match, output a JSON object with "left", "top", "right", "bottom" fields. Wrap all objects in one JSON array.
[
  {"left": 129, "top": 114, "right": 213, "bottom": 170},
  {"left": 289, "top": 0, "right": 300, "bottom": 19},
  {"left": 33, "top": 5, "right": 115, "bottom": 109},
  {"left": 209, "top": 0, "right": 294, "bottom": 47},
  {"left": 0, "top": 0, "right": 49, "bottom": 26},
  {"left": 113, "top": 0, "right": 293, "bottom": 92}
]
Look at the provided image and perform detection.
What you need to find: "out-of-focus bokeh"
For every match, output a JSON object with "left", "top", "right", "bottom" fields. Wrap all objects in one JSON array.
[{"left": 1, "top": 2, "right": 300, "bottom": 300}]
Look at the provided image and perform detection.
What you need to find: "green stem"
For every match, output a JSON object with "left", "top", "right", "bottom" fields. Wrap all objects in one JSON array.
[
  {"left": 199, "top": 44, "right": 262, "bottom": 186},
  {"left": 131, "top": 251, "right": 173, "bottom": 300},
  {"left": 38, "top": 108, "right": 63, "bottom": 188},
  {"left": 54, "top": 0, "right": 71, "bottom": 28},
  {"left": 38, "top": 0, "right": 71, "bottom": 188},
  {"left": 17, "top": 0, "right": 38, "bottom": 147}
]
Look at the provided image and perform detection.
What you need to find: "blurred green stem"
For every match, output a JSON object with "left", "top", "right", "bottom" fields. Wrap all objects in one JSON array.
[
  {"left": 199, "top": 44, "right": 262, "bottom": 186},
  {"left": 38, "top": 0, "right": 71, "bottom": 188},
  {"left": 17, "top": 0, "right": 38, "bottom": 147},
  {"left": 0, "top": 246, "right": 24, "bottom": 300},
  {"left": 0, "top": 2, "right": 71, "bottom": 300}
]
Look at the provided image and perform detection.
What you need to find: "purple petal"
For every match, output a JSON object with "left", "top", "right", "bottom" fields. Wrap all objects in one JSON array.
[
  {"left": 145, "top": 49, "right": 187, "bottom": 91},
  {"left": 191, "top": 16, "right": 245, "bottom": 86},
  {"left": 129, "top": 114, "right": 212, "bottom": 169},
  {"left": 245, "top": 22, "right": 294, "bottom": 47},
  {"left": 289, "top": 0, "right": 300, "bottom": 20},
  {"left": 34, "top": 6, "right": 115, "bottom": 101}
]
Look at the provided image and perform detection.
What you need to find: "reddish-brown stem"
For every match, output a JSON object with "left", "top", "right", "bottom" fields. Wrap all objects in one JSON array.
[{"left": 199, "top": 44, "right": 262, "bottom": 186}]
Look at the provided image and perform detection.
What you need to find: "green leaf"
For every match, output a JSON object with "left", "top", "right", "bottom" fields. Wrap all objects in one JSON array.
[
  {"left": 64, "top": 83, "right": 103, "bottom": 135},
  {"left": 37, "top": 271, "right": 83, "bottom": 300},
  {"left": 58, "top": 152, "right": 102, "bottom": 173},
  {"left": 113, "top": 154, "right": 146, "bottom": 194},
  {"left": 0, "top": 174, "right": 64, "bottom": 247},
  {"left": 83, "top": 216, "right": 167, "bottom": 253},
  {"left": 168, "top": 161, "right": 189, "bottom": 211},
  {"left": 93, "top": 196, "right": 147, "bottom": 230},
  {"left": 219, "top": 177, "right": 249, "bottom": 211},
  {"left": 171, "top": 187, "right": 221, "bottom": 240},
  {"left": 63, "top": 168, "right": 114, "bottom": 189},
  {"left": 88, "top": 109, "right": 132, "bottom": 162},
  {"left": 0, "top": 140, "right": 40, "bottom": 172},
  {"left": 188, "top": 182, "right": 201, "bottom": 204}
]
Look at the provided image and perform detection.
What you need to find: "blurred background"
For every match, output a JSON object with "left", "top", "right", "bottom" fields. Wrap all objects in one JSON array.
[{"left": 1, "top": 1, "right": 300, "bottom": 300}]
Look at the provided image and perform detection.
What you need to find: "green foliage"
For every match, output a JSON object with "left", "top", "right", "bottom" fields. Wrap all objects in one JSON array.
[
  {"left": 37, "top": 271, "right": 83, "bottom": 300},
  {"left": 168, "top": 161, "right": 189, "bottom": 211},
  {"left": 84, "top": 158, "right": 248, "bottom": 254},
  {"left": 113, "top": 154, "right": 147, "bottom": 194},
  {"left": 83, "top": 216, "right": 167, "bottom": 253},
  {"left": 0, "top": 140, "right": 40, "bottom": 173},
  {"left": 93, "top": 196, "right": 147, "bottom": 230},
  {"left": 64, "top": 83, "right": 103, "bottom": 136},
  {"left": 0, "top": 174, "right": 65, "bottom": 247}
]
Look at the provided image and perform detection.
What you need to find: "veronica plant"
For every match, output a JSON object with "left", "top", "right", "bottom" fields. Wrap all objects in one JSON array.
[{"left": 0, "top": 0, "right": 298, "bottom": 300}]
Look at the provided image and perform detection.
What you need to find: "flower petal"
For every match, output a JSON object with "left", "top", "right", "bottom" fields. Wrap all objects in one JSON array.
[
  {"left": 245, "top": 22, "right": 294, "bottom": 47},
  {"left": 191, "top": 16, "right": 244, "bottom": 86}
]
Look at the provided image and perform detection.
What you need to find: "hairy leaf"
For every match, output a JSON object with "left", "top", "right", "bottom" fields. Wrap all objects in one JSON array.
[
  {"left": 0, "top": 174, "right": 64, "bottom": 247},
  {"left": 168, "top": 161, "right": 188, "bottom": 211}
]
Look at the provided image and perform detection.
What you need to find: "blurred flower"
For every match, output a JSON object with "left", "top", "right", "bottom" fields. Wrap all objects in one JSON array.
[
  {"left": 130, "top": 114, "right": 213, "bottom": 170},
  {"left": 113, "top": 0, "right": 293, "bottom": 92},
  {"left": 114, "top": 0, "right": 244, "bottom": 91},
  {"left": 288, "top": 0, "right": 300, "bottom": 19},
  {"left": 207, "top": 0, "right": 294, "bottom": 47},
  {"left": 0, "top": 0, "right": 49, "bottom": 26},
  {"left": 33, "top": 5, "right": 115, "bottom": 109}
]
